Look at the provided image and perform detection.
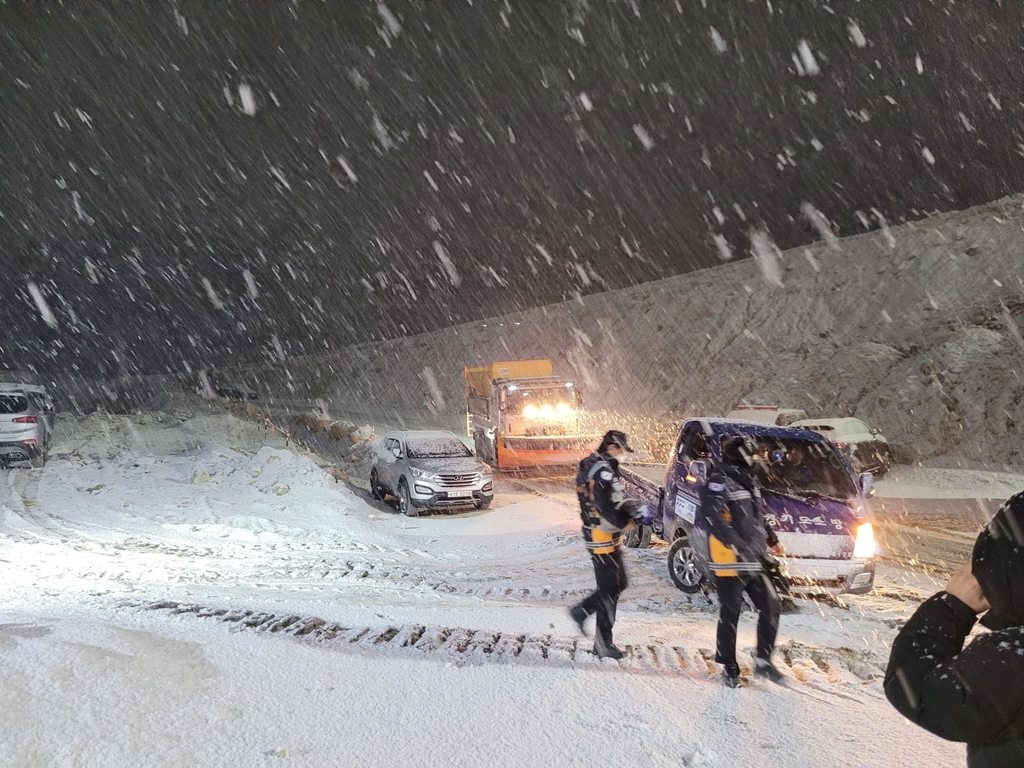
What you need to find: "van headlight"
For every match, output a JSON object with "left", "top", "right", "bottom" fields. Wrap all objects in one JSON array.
[
  {"left": 853, "top": 523, "right": 875, "bottom": 559},
  {"left": 410, "top": 467, "right": 434, "bottom": 480}
]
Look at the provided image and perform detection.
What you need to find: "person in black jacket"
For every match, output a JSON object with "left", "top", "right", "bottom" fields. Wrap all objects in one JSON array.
[
  {"left": 568, "top": 430, "right": 651, "bottom": 660},
  {"left": 701, "top": 433, "right": 784, "bottom": 687},
  {"left": 885, "top": 491, "right": 1024, "bottom": 767}
]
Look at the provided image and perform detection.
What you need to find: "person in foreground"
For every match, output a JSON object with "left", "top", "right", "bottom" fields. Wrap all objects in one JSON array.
[
  {"left": 568, "top": 430, "right": 652, "bottom": 660},
  {"left": 701, "top": 434, "right": 785, "bottom": 687},
  {"left": 885, "top": 491, "right": 1024, "bottom": 768}
]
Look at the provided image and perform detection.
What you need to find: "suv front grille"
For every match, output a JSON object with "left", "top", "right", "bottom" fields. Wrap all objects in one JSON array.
[{"left": 436, "top": 473, "right": 480, "bottom": 488}]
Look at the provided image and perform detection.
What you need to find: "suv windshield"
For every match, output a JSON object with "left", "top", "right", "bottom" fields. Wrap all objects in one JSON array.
[
  {"left": 0, "top": 395, "right": 28, "bottom": 414},
  {"left": 406, "top": 436, "right": 472, "bottom": 459},
  {"left": 750, "top": 436, "right": 857, "bottom": 500}
]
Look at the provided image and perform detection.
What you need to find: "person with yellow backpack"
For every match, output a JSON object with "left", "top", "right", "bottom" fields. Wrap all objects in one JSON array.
[
  {"left": 568, "top": 430, "right": 653, "bottom": 660},
  {"left": 701, "top": 434, "right": 785, "bottom": 687}
]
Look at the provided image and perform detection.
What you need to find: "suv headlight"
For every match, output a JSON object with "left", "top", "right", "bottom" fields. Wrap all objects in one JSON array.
[
  {"left": 481, "top": 464, "right": 492, "bottom": 475},
  {"left": 410, "top": 466, "right": 435, "bottom": 480},
  {"left": 853, "top": 523, "right": 875, "bottom": 559}
]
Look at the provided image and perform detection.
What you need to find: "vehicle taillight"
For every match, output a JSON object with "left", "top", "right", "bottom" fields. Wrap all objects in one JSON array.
[
  {"left": 12, "top": 416, "right": 37, "bottom": 424},
  {"left": 853, "top": 523, "right": 875, "bottom": 559}
]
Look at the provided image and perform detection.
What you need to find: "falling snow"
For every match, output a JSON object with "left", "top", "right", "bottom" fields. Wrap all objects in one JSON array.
[
  {"left": 433, "top": 241, "right": 461, "bottom": 287},
  {"left": 238, "top": 84, "right": 257, "bottom": 116},
  {"left": 633, "top": 124, "right": 654, "bottom": 150}
]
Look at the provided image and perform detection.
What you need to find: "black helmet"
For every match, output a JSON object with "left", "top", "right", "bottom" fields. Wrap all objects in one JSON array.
[
  {"left": 721, "top": 434, "right": 759, "bottom": 466},
  {"left": 600, "top": 430, "right": 634, "bottom": 454}
]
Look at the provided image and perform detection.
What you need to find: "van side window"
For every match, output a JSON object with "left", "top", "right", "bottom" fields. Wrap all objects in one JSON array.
[{"left": 675, "top": 425, "right": 696, "bottom": 461}]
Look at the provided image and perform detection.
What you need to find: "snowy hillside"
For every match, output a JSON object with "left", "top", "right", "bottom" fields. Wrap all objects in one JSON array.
[
  {"left": 1, "top": 410, "right": 967, "bottom": 767},
  {"left": 232, "top": 196, "right": 1024, "bottom": 467}
]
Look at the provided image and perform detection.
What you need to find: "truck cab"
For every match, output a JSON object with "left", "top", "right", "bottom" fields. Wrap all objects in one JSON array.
[
  {"left": 465, "top": 360, "right": 594, "bottom": 470},
  {"left": 620, "top": 418, "right": 877, "bottom": 595}
]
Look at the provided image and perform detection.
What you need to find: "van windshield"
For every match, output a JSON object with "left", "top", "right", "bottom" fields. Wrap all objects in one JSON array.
[
  {"left": 0, "top": 395, "right": 28, "bottom": 414},
  {"left": 751, "top": 437, "right": 857, "bottom": 500}
]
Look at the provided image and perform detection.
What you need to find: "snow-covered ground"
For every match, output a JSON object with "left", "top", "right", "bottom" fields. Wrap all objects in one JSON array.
[
  {"left": 876, "top": 465, "right": 1024, "bottom": 499},
  {"left": 0, "top": 411, "right": 973, "bottom": 766}
]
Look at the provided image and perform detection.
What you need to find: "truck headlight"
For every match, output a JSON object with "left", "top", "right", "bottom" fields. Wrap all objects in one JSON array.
[
  {"left": 853, "top": 523, "right": 875, "bottom": 559},
  {"left": 410, "top": 467, "right": 434, "bottom": 480}
]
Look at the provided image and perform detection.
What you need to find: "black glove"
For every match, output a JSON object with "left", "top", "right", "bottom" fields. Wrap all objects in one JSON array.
[{"left": 758, "top": 552, "right": 791, "bottom": 596}]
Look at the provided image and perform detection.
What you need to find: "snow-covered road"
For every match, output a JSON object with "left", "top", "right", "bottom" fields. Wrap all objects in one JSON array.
[{"left": 0, "top": 411, "right": 974, "bottom": 766}]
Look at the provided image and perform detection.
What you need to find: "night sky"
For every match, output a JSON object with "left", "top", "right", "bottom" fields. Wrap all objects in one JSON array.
[{"left": 1, "top": 0, "right": 1021, "bottom": 379}]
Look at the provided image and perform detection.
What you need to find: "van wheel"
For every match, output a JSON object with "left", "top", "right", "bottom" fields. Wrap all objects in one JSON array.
[
  {"left": 668, "top": 536, "right": 706, "bottom": 593},
  {"left": 623, "top": 524, "right": 653, "bottom": 549},
  {"left": 397, "top": 480, "right": 417, "bottom": 517}
]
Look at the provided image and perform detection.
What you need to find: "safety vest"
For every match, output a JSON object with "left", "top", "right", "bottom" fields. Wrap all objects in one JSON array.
[{"left": 576, "top": 455, "right": 624, "bottom": 556}]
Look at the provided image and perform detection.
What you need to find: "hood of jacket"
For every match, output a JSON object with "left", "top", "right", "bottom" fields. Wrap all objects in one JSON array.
[{"left": 973, "top": 492, "right": 1024, "bottom": 630}]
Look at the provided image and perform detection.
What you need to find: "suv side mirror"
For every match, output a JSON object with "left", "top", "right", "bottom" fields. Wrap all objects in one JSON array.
[
  {"left": 859, "top": 472, "right": 875, "bottom": 497},
  {"left": 688, "top": 460, "right": 708, "bottom": 485},
  {"left": 392, "top": 446, "right": 402, "bottom": 459}
]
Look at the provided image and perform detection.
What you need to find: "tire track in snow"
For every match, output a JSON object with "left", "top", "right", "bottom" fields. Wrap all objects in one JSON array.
[
  {"left": 129, "top": 600, "right": 887, "bottom": 698},
  {"left": 0, "top": 469, "right": 82, "bottom": 542}
]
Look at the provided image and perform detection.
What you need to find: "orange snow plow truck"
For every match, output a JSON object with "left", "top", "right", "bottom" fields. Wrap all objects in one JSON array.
[{"left": 465, "top": 360, "right": 595, "bottom": 470}]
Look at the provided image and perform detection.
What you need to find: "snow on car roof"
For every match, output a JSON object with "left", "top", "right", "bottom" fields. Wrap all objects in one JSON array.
[
  {"left": 687, "top": 417, "right": 826, "bottom": 441},
  {"left": 791, "top": 417, "right": 867, "bottom": 429},
  {"left": 391, "top": 430, "right": 461, "bottom": 440}
]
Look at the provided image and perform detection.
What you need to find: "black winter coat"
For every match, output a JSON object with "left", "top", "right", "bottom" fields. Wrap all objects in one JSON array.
[
  {"left": 699, "top": 461, "right": 779, "bottom": 566},
  {"left": 884, "top": 592, "right": 1024, "bottom": 767}
]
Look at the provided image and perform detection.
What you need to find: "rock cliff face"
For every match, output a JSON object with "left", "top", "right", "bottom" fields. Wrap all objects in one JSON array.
[{"left": 234, "top": 196, "right": 1024, "bottom": 467}]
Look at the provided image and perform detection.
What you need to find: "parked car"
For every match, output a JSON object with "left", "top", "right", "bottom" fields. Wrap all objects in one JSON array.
[
  {"left": 620, "top": 418, "right": 877, "bottom": 595},
  {"left": 215, "top": 383, "right": 258, "bottom": 401},
  {"left": 370, "top": 430, "right": 494, "bottom": 516},
  {"left": 791, "top": 417, "right": 891, "bottom": 477},
  {"left": 725, "top": 405, "right": 808, "bottom": 426},
  {"left": 0, "top": 383, "right": 55, "bottom": 467}
]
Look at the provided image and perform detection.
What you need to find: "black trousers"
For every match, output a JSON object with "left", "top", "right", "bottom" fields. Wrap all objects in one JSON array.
[
  {"left": 578, "top": 548, "right": 629, "bottom": 647},
  {"left": 714, "top": 573, "right": 781, "bottom": 669}
]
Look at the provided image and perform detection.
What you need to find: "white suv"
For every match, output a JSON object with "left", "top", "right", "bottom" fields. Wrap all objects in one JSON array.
[
  {"left": 0, "top": 383, "right": 55, "bottom": 467},
  {"left": 370, "top": 430, "right": 494, "bottom": 516}
]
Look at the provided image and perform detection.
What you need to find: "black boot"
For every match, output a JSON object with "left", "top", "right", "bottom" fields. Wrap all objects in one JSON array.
[
  {"left": 568, "top": 604, "right": 588, "bottom": 636},
  {"left": 722, "top": 664, "right": 741, "bottom": 688},
  {"left": 593, "top": 634, "right": 625, "bottom": 660},
  {"left": 754, "top": 657, "right": 784, "bottom": 683}
]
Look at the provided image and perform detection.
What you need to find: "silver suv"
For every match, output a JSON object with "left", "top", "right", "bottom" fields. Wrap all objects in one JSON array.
[
  {"left": 370, "top": 430, "right": 494, "bottom": 516},
  {"left": 0, "top": 383, "right": 55, "bottom": 467}
]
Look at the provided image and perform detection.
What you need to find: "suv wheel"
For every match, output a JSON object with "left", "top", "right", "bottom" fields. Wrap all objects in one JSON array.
[
  {"left": 668, "top": 536, "right": 706, "bottom": 593},
  {"left": 397, "top": 479, "right": 417, "bottom": 517},
  {"left": 474, "top": 496, "right": 492, "bottom": 510},
  {"left": 370, "top": 469, "right": 384, "bottom": 501}
]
